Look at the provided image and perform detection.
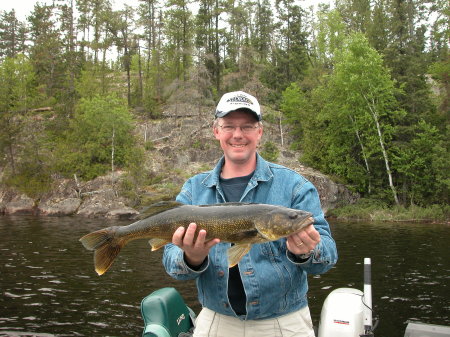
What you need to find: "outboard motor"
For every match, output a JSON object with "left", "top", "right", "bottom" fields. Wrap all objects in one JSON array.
[
  {"left": 141, "top": 287, "right": 196, "bottom": 337},
  {"left": 318, "top": 258, "right": 375, "bottom": 337}
]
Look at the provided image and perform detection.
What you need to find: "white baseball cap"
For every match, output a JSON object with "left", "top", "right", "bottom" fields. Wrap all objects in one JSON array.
[{"left": 215, "top": 91, "right": 262, "bottom": 121}]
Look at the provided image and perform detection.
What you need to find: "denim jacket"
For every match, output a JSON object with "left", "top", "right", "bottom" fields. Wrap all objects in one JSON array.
[{"left": 163, "top": 154, "right": 338, "bottom": 320}]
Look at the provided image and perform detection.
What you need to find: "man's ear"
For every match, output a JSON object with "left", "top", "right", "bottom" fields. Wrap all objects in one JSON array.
[
  {"left": 213, "top": 124, "right": 220, "bottom": 139},
  {"left": 256, "top": 124, "right": 263, "bottom": 140}
]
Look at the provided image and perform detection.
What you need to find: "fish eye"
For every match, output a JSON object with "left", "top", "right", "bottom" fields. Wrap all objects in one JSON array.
[{"left": 289, "top": 212, "right": 298, "bottom": 220}]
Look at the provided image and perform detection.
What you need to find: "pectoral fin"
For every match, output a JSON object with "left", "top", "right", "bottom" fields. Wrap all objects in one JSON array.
[
  {"left": 149, "top": 238, "right": 170, "bottom": 251},
  {"left": 227, "top": 244, "right": 252, "bottom": 267}
]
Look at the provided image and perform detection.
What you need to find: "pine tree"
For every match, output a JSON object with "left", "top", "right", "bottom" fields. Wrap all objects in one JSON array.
[
  {"left": 252, "top": 0, "right": 273, "bottom": 63},
  {"left": 164, "top": 0, "right": 194, "bottom": 82},
  {"left": 107, "top": 5, "right": 136, "bottom": 106},
  {"left": 262, "top": 0, "right": 309, "bottom": 94},
  {"left": 0, "top": 10, "right": 28, "bottom": 58},
  {"left": 195, "top": 0, "right": 222, "bottom": 92},
  {"left": 28, "top": 3, "right": 65, "bottom": 101}
]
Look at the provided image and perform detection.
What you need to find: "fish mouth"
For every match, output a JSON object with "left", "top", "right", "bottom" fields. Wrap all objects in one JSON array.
[
  {"left": 294, "top": 216, "right": 315, "bottom": 232},
  {"left": 262, "top": 216, "right": 315, "bottom": 240}
]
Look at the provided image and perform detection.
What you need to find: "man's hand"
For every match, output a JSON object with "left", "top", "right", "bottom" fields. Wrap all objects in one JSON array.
[
  {"left": 286, "top": 224, "right": 321, "bottom": 255},
  {"left": 172, "top": 222, "right": 220, "bottom": 267}
]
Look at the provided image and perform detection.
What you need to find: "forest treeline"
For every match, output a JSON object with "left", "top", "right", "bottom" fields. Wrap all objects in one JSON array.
[{"left": 0, "top": 0, "right": 448, "bottom": 209}]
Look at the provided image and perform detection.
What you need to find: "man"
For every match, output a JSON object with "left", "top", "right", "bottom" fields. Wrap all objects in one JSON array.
[{"left": 163, "top": 91, "right": 338, "bottom": 337}]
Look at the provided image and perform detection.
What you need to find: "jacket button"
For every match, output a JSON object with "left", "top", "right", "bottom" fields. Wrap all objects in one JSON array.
[
  {"left": 218, "top": 271, "right": 224, "bottom": 277},
  {"left": 224, "top": 303, "right": 229, "bottom": 308}
]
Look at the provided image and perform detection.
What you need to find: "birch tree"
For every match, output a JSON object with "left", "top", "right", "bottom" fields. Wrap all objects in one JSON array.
[{"left": 331, "top": 33, "right": 403, "bottom": 204}]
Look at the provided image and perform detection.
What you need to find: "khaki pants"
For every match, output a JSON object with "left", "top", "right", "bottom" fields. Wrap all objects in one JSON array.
[{"left": 193, "top": 306, "right": 315, "bottom": 337}]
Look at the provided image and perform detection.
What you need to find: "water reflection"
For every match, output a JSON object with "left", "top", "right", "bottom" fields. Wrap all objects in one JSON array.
[
  {"left": 0, "top": 216, "right": 449, "bottom": 336},
  {"left": 308, "top": 221, "right": 450, "bottom": 335}
]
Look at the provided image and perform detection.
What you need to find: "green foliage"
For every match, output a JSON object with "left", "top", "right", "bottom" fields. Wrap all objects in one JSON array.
[
  {"left": 163, "top": 0, "right": 194, "bottom": 82},
  {"left": 329, "top": 198, "right": 450, "bottom": 223},
  {"left": 392, "top": 120, "right": 449, "bottom": 205},
  {"left": 0, "top": 0, "right": 448, "bottom": 210},
  {"left": 28, "top": 3, "right": 67, "bottom": 102},
  {"left": 53, "top": 95, "right": 138, "bottom": 180},
  {"left": 260, "top": 141, "right": 279, "bottom": 162},
  {"left": 0, "top": 54, "right": 44, "bottom": 177},
  {"left": 4, "top": 158, "right": 52, "bottom": 198},
  {"left": 263, "top": 1, "right": 309, "bottom": 92},
  {"left": 300, "top": 33, "right": 405, "bottom": 203},
  {"left": 428, "top": 58, "right": 450, "bottom": 115},
  {"left": 261, "top": 109, "right": 278, "bottom": 125},
  {"left": 0, "top": 54, "right": 37, "bottom": 112},
  {"left": 371, "top": 204, "right": 450, "bottom": 222},
  {"left": 328, "top": 198, "right": 388, "bottom": 220},
  {"left": 314, "top": 9, "right": 346, "bottom": 66},
  {"left": 75, "top": 66, "right": 103, "bottom": 99},
  {"left": 118, "top": 147, "right": 147, "bottom": 206},
  {"left": 0, "top": 10, "right": 28, "bottom": 58},
  {"left": 280, "top": 82, "right": 311, "bottom": 149}
]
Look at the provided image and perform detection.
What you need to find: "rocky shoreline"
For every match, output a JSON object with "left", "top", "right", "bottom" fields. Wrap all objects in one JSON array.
[
  {"left": 0, "top": 111, "right": 359, "bottom": 219},
  {"left": 0, "top": 172, "right": 139, "bottom": 219},
  {"left": 0, "top": 166, "right": 358, "bottom": 219}
]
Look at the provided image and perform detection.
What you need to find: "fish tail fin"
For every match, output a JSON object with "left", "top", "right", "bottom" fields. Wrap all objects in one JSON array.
[
  {"left": 79, "top": 227, "right": 125, "bottom": 276},
  {"left": 93, "top": 240, "right": 124, "bottom": 276}
]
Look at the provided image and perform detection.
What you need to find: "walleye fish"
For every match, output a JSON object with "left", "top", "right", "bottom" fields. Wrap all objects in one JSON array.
[{"left": 79, "top": 201, "right": 314, "bottom": 275}]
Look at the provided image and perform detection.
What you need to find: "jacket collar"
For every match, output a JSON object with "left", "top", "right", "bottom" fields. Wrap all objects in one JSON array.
[{"left": 202, "top": 153, "right": 273, "bottom": 188}]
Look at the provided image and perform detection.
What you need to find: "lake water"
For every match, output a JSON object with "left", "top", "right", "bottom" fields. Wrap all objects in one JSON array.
[{"left": 0, "top": 215, "right": 449, "bottom": 336}]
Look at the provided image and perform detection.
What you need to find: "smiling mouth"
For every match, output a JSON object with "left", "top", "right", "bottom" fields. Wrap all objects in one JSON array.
[{"left": 230, "top": 144, "right": 247, "bottom": 148}]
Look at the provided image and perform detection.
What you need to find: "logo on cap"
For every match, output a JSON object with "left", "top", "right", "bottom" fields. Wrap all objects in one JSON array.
[{"left": 226, "top": 94, "right": 253, "bottom": 106}]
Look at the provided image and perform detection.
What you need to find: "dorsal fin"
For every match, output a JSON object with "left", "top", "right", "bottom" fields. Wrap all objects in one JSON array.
[
  {"left": 135, "top": 201, "right": 184, "bottom": 220},
  {"left": 198, "top": 202, "right": 255, "bottom": 207}
]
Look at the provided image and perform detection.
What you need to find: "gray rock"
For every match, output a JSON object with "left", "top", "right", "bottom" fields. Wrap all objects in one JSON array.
[
  {"left": 76, "top": 202, "right": 108, "bottom": 217},
  {"left": 38, "top": 198, "right": 81, "bottom": 216},
  {"left": 0, "top": 109, "right": 359, "bottom": 218},
  {"left": 303, "top": 173, "right": 359, "bottom": 213},
  {"left": 106, "top": 207, "right": 139, "bottom": 219},
  {"left": 3, "top": 195, "right": 35, "bottom": 215}
]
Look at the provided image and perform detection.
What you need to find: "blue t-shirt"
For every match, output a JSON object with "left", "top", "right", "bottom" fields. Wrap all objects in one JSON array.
[{"left": 220, "top": 171, "right": 254, "bottom": 315}]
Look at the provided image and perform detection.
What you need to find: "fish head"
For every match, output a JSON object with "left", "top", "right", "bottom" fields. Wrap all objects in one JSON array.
[{"left": 255, "top": 207, "right": 314, "bottom": 241}]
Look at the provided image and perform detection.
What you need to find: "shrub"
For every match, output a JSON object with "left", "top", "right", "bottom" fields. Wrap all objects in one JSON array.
[{"left": 260, "top": 141, "right": 279, "bottom": 162}]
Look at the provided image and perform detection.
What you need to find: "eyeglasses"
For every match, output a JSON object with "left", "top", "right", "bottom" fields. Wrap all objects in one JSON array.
[{"left": 217, "top": 124, "right": 260, "bottom": 134}]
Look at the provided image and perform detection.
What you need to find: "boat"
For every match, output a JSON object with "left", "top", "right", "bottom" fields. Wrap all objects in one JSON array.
[
  {"left": 141, "top": 287, "right": 195, "bottom": 337},
  {"left": 140, "top": 258, "right": 450, "bottom": 337}
]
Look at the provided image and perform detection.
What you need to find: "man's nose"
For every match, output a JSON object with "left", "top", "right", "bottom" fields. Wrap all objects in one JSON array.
[{"left": 232, "top": 126, "right": 244, "bottom": 136}]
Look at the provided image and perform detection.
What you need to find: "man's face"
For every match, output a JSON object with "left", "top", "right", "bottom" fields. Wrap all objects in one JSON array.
[{"left": 213, "top": 110, "right": 263, "bottom": 165}]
